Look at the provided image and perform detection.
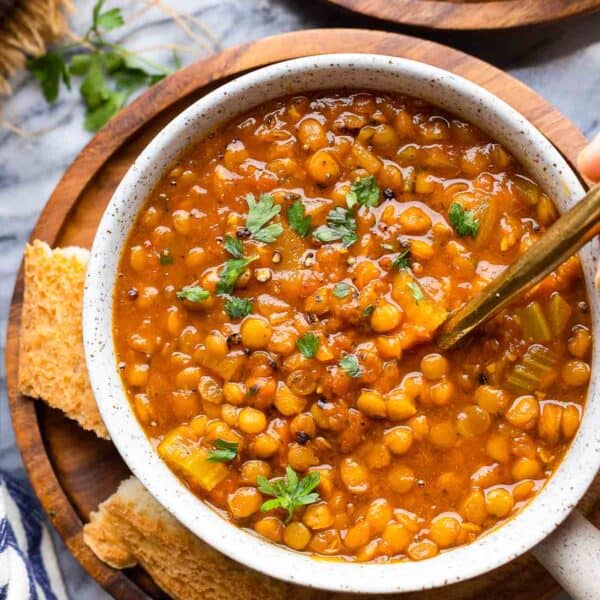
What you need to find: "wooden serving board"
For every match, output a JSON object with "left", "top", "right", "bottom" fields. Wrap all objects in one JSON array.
[
  {"left": 322, "top": 0, "right": 600, "bottom": 30},
  {"left": 6, "top": 29, "right": 598, "bottom": 600}
]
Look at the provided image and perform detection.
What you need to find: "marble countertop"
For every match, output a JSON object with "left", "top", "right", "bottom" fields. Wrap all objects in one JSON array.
[{"left": 1, "top": 1, "right": 598, "bottom": 597}]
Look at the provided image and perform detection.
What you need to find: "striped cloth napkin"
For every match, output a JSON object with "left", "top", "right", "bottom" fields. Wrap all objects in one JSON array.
[{"left": 0, "top": 471, "right": 67, "bottom": 600}]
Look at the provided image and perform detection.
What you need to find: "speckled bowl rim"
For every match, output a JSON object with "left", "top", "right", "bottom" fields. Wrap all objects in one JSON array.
[{"left": 83, "top": 54, "right": 600, "bottom": 594}]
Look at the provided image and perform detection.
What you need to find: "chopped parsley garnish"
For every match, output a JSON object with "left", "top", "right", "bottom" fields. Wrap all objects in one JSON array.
[
  {"left": 448, "top": 202, "right": 480, "bottom": 237},
  {"left": 392, "top": 249, "right": 411, "bottom": 270},
  {"left": 207, "top": 439, "right": 239, "bottom": 463},
  {"left": 224, "top": 296, "right": 253, "bottom": 319},
  {"left": 296, "top": 333, "right": 320, "bottom": 358},
  {"left": 287, "top": 200, "right": 312, "bottom": 237},
  {"left": 339, "top": 354, "right": 361, "bottom": 378},
  {"left": 176, "top": 285, "right": 210, "bottom": 303},
  {"left": 346, "top": 175, "right": 380, "bottom": 209},
  {"left": 313, "top": 206, "right": 358, "bottom": 247},
  {"left": 333, "top": 282, "right": 352, "bottom": 299},
  {"left": 224, "top": 235, "right": 244, "bottom": 258},
  {"left": 408, "top": 281, "right": 425, "bottom": 304},
  {"left": 257, "top": 466, "right": 320, "bottom": 522},
  {"left": 216, "top": 256, "right": 258, "bottom": 295},
  {"left": 245, "top": 193, "right": 284, "bottom": 243},
  {"left": 363, "top": 304, "right": 374, "bottom": 318},
  {"left": 159, "top": 248, "right": 174, "bottom": 265}
]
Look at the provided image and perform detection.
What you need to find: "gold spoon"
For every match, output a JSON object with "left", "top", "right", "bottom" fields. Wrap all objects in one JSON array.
[{"left": 438, "top": 185, "right": 600, "bottom": 351}]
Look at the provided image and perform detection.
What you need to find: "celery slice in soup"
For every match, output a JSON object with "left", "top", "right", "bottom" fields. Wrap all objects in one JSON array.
[
  {"left": 515, "top": 301, "right": 552, "bottom": 343},
  {"left": 506, "top": 345, "right": 557, "bottom": 393},
  {"left": 546, "top": 293, "right": 572, "bottom": 337}
]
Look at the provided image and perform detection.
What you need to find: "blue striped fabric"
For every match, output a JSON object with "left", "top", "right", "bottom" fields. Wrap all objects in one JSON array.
[{"left": 0, "top": 471, "right": 67, "bottom": 600}]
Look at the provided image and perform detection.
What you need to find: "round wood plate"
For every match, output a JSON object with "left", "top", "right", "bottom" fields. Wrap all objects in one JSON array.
[
  {"left": 323, "top": 0, "right": 600, "bottom": 30},
  {"left": 6, "top": 28, "right": 598, "bottom": 600}
]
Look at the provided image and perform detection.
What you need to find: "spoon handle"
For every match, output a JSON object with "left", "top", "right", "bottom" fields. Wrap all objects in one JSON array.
[{"left": 438, "top": 184, "right": 600, "bottom": 351}]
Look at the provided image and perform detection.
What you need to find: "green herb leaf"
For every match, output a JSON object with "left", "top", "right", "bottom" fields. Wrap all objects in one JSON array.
[
  {"left": 363, "top": 304, "right": 374, "bottom": 318},
  {"left": 69, "top": 54, "right": 93, "bottom": 76},
  {"left": 92, "top": 0, "right": 124, "bottom": 32},
  {"left": 96, "top": 7, "right": 124, "bottom": 31},
  {"left": 333, "top": 282, "right": 352, "bottom": 299},
  {"left": 339, "top": 354, "right": 361, "bottom": 378},
  {"left": 216, "top": 256, "right": 258, "bottom": 295},
  {"left": 296, "top": 333, "right": 320, "bottom": 359},
  {"left": 225, "top": 296, "right": 253, "bottom": 319},
  {"left": 177, "top": 285, "right": 209, "bottom": 303},
  {"left": 346, "top": 175, "right": 380, "bottom": 209},
  {"left": 84, "top": 90, "right": 127, "bottom": 131},
  {"left": 448, "top": 202, "right": 480, "bottom": 237},
  {"left": 224, "top": 235, "right": 244, "bottom": 258},
  {"left": 245, "top": 193, "right": 283, "bottom": 243},
  {"left": 392, "top": 249, "right": 411, "bottom": 270},
  {"left": 27, "top": 52, "right": 70, "bottom": 102},
  {"left": 257, "top": 466, "right": 320, "bottom": 522},
  {"left": 287, "top": 200, "right": 312, "bottom": 237},
  {"left": 159, "top": 248, "right": 174, "bottom": 265},
  {"left": 313, "top": 207, "right": 358, "bottom": 247},
  {"left": 80, "top": 55, "right": 111, "bottom": 109},
  {"left": 408, "top": 281, "right": 425, "bottom": 304},
  {"left": 207, "top": 439, "right": 239, "bottom": 463}
]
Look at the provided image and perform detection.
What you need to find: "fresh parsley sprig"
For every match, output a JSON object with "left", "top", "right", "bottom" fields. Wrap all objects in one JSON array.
[
  {"left": 216, "top": 256, "right": 258, "bottom": 295},
  {"left": 392, "top": 248, "right": 411, "bottom": 270},
  {"left": 245, "top": 193, "right": 284, "bottom": 243},
  {"left": 333, "top": 282, "right": 352, "bottom": 298},
  {"left": 224, "top": 235, "right": 244, "bottom": 258},
  {"left": 448, "top": 202, "right": 480, "bottom": 237},
  {"left": 313, "top": 206, "right": 358, "bottom": 247},
  {"left": 296, "top": 332, "right": 320, "bottom": 358},
  {"left": 287, "top": 200, "right": 312, "bottom": 237},
  {"left": 225, "top": 296, "right": 253, "bottom": 319},
  {"left": 207, "top": 439, "right": 239, "bottom": 463},
  {"left": 346, "top": 175, "right": 380, "bottom": 209},
  {"left": 26, "top": 0, "right": 174, "bottom": 132},
  {"left": 177, "top": 285, "right": 210, "bottom": 303},
  {"left": 257, "top": 466, "right": 320, "bottom": 522},
  {"left": 339, "top": 354, "right": 361, "bottom": 378}
]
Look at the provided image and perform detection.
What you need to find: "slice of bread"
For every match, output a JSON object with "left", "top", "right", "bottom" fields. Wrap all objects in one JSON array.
[
  {"left": 83, "top": 477, "right": 315, "bottom": 600},
  {"left": 18, "top": 240, "right": 109, "bottom": 438}
]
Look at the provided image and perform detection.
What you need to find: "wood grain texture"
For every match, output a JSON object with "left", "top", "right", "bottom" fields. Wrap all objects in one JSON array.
[
  {"left": 323, "top": 0, "right": 600, "bottom": 30},
  {"left": 5, "top": 28, "right": 598, "bottom": 600}
]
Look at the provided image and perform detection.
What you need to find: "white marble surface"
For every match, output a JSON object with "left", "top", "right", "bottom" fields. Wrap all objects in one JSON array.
[{"left": 0, "top": 1, "right": 598, "bottom": 598}]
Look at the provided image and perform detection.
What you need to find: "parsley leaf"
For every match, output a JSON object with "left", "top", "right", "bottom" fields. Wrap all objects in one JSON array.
[
  {"left": 287, "top": 200, "right": 312, "bottom": 237},
  {"left": 92, "top": 0, "right": 124, "bottom": 32},
  {"left": 296, "top": 333, "right": 320, "bottom": 358},
  {"left": 257, "top": 466, "right": 320, "bottom": 522},
  {"left": 408, "top": 281, "right": 425, "bottom": 304},
  {"left": 392, "top": 249, "right": 411, "bottom": 270},
  {"left": 225, "top": 296, "right": 253, "bottom": 319},
  {"left": 216, "top": 256, "right": 258, "bottom": 295},
  {"left": 177, "top": 285, "right": 209, "bottom": 303},
  {"left": 333, "top": 282, "right": 352, "bottom": 299},
  {"left": 159, "top": 248, "right": 174, "bottom": 265},
  {"left": 339, "top": 354, "right": 361, "bottom": 378},
  {"left": 224, "top": 235, "right": 244, "bottom": 258},
  {"left": 448, "top": 202, "right": 480, "bottom": 237},
  {"left": 207, "top": 439, "right": 238, "bottom": 463},
  {"left": 27, "top": 52, "right": 71, "bottom": 102},
  {"left": 363, "top": 304, "right": 374, "bottom": 318},
  {"left": 313, "top": 207, "right": 358, "bottom": 247},
  {"left": 245, "top": 193, "right": 283, "bottom": 243},
  {"left": 346, "top": 175, "right": 380, "bottom": 209}
]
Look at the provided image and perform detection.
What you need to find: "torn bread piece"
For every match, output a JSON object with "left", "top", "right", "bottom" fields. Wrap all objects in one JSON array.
[
  {"left": 18, "top": 240, "right": 109, "bottom": 438},
  {"left": 83, "top": 476, "right": 316, "bottom": 600}
]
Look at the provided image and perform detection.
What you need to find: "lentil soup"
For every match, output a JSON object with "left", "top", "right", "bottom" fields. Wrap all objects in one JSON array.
[{"left": 113, "top": 91, "right": 591, "bottom": 562}]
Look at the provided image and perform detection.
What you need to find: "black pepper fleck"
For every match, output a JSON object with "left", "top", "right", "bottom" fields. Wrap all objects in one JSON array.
[
  {"left": 236, "top": 227, "right": 252, "bottom": 240},
  {"left": 478, "top": 373, "right": 489, "bottom": 385},
  {"left": 383, "top": 188, "right": 395, "bottom": 200},
  {"left": 295, "top": 431, "right": 310, "bottom": 445}
]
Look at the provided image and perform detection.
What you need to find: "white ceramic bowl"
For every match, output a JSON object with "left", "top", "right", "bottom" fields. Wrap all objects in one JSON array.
[{"left": 83, "top": 54, "right": 600, "bottom": 594}]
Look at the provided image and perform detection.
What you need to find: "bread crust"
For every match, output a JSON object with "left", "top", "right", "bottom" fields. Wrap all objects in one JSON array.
[
  {"left": 18, "top": 240, "right": 109, "bottom": 438},
  {"left": 83, "top": 477, "right": 304, "bottom": 600}
]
